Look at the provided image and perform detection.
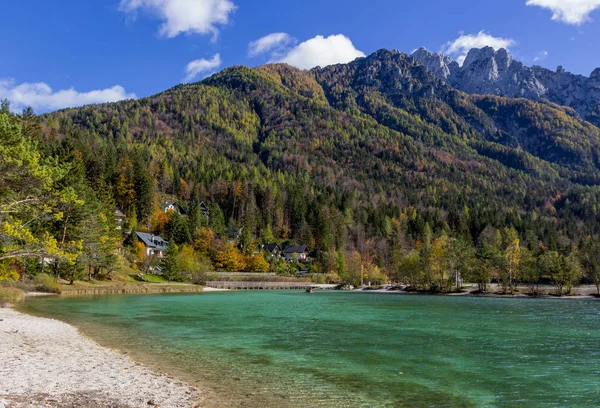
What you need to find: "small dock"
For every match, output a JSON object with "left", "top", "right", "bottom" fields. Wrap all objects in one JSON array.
[{"left": 204, "top": 281, "right": 338, "bottom": 291}]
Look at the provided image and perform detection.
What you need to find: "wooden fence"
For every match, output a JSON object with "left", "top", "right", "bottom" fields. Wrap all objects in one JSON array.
[
  {"left": 205, "top": 282, "right": 339, "bottom": 290},
  {"left": 205, "top": 281, "right": 312, "bottom": 290}
]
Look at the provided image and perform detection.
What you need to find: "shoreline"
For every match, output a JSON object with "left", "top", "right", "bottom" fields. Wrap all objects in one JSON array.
[
  {"left": 18, "top": 284, "right": 229, "bottom": 300},
  {"left": 0, "top": 306, "right": 203, "bottom": 408},
  {"left": 57, "top": 282, "right": 209, "bottom": 297},
  {"left": 350, "top": 284, "right": 600, "bottom": 300},
  {"left": 21, "top": 281, "right": 597, "bottom": 301}
]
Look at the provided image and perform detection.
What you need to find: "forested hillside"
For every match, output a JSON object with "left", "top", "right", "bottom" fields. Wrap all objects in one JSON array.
[{"left": 2, "top": 49, "right": 600, "bottom": 293}]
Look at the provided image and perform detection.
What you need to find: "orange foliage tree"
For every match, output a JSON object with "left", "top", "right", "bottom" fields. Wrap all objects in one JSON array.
[
  {"left": 245, "top": 254, "right": 269, "bottom": 273},
  {"left": 132, "top": 241, "right": 147, "bottom": 269},
  {"left": 213, "top": 243, "right": 245, "bottom": 272},
  {"left": 194, "top": 227, "right": 216, "bottom": 257},
  {"left": 150, "top": 209, "right": 169, "bottom": 235}
]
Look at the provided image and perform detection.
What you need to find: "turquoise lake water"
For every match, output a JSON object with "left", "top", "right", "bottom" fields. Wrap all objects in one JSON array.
[{"left": 22, "top": 292, "right": 600, "bottom": 407}]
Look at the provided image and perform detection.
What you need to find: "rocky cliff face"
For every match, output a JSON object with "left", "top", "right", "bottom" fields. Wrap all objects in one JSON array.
[
  {"left": 412, "top": 47, "right": 600, "bottom": 125},
  {"left": 411, "top": 47, "right": 459, "bottom": 80}
]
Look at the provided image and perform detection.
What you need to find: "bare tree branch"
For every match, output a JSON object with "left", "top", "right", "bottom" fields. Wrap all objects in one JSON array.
[
  {"left": 0, "top": 251, "right": 47, "bottom": 261},
  {"left": 0, "top": 197, "right": 40, "bottom": 212}
]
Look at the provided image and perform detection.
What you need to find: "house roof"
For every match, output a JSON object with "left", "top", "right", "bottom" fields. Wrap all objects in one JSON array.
[
  {"left": 164, "top": 201, "right": 189, "bottom": 216},
  {"left": 262, "top": 244, "right": 281, "bottom": 252},
  {"left": 284, "top": 245, "right": 309, "bottom": 254},
  {"left": 198, "top": 201, "right": 209, "bottom": 215},
  {"left": 136, "top": 232, "right": 168, "bottom": 251},
  {"left": 115, "top": 209, "right": 126, "bottom": 218}
]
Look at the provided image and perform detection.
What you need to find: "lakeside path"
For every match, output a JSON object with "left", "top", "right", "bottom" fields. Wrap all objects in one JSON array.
[{"left": 0, "top": 306, "right": 202, "bottom": 408}]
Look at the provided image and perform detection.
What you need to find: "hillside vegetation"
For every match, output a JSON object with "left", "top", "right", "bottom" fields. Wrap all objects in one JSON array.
[{"left": 2, "top": 50, "right": 600, "bottom": 294}]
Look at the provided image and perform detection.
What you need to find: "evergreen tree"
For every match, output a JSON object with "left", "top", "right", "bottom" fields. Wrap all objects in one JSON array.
[
  {"left": 208, "top": 202, "right": 226, "bottom": 236},
  {"left": 161, "top": 243, "right": 180, "bottom": 281}
]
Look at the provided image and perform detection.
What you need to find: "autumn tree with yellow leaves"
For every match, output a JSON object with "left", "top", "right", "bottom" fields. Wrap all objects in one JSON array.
[{"left": 0, "top": 111, "right": 81, "bottom": 272}]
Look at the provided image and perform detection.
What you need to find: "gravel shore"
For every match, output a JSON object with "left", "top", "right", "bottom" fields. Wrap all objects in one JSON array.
[{"left": 0, "top": 306, "right": 201, "bottom": 408}]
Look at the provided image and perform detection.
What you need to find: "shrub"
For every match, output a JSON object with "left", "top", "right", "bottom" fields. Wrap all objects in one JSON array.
[
  {"left": 192, "top": 272, "right": 218, "bottom": 285},
  {"left": 0, "top": 287, "right": 25, "bottom": 304},
  {"left": 32, "top": 274, "right": 61, "bottom": 294},
  {"left": 313, "top": 274, "right": 326, "bottom": 284},
  {"left": 324, "top": 272, "right": 342, "bottom": 284}
]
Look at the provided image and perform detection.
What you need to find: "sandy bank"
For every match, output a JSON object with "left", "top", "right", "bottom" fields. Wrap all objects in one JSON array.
[
  {"left": 201, "top": 287, "right": 230, "bottom": 292},
  {"left": 0, "top": 307, "right": 201, "bottom": 408}
]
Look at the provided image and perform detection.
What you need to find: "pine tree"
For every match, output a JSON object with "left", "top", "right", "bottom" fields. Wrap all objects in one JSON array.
[{"left": 161, "top": 243, "right": 180, "bottom": 281}]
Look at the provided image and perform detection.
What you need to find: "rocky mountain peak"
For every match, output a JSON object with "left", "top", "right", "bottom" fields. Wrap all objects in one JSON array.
[
  {"left": 412, "top": 46, "right": 600, "bottom": 125},
  {"left": 463, "top": 47, "right": 512, "bottom": 74},
  {"left": 410, "top": 47, "right": 458, "bottom": 79},
  {"left": 463, "top": 47, "right": 493, "bottom": 67}
]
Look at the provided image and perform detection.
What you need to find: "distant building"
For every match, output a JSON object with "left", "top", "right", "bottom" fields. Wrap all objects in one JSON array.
[
  {"left": 190, "top": 201, "right": 210, "bottom": 224},
  {"left": 163, "top": 201, "right": 188, "bottom": 216},
  {"left": 260, "top": 244, "right": 281, "bottom": 259},
  {"left": 115, "top": 209, "right": 126, "bottom": 231},
  {"left": 283, "top": 245, "right": 309, "bottom": 261},
  {"left": 164, "top": 201, "right": 177, "bottom": 213},
  {"left": 135, "top": 232, "right": 169, "bottom": 258},
  {"left": 199, "top": 201, "right": 210, "bottom": 217}
]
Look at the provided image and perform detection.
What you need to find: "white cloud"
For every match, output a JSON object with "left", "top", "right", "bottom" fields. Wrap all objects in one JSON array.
[
  {"left": 248, "top": 33, "right": 294, "bottom": 57},
  {"left": 119, "top": 0, "right": 236, "bottom": 39},
  {"left": 526, "top": 0, "right": 600, "bottom": 25},
  {"left": 184, "top": 53, "right": 221, "bottom": 82},
  {"left": 277, "top": 34, "right": 365, "bottom": 70},
  {"left": 534, "top": 50, "right": 549, "bottom": 61},
  {"left": 0, "top": 79, "right": 136, "bottom": 113},
  {"left": 442, "top": 31, "right": 516, "bottom": 65}
]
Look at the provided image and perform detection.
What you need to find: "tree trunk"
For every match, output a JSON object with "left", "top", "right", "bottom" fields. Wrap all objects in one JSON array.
[
  {"left": 456, "top": 270, "right": 460, "bottom": 291},
  {"left": 61, "top": 212, "right": 71, "bottom": 245},
  {"left": 54, "top": 259, "right": 61, "bottom": 282}
]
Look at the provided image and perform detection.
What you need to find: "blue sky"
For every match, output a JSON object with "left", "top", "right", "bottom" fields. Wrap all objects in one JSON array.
[{"left": 2, "top": 0, "right": 600, "bottom": 112}]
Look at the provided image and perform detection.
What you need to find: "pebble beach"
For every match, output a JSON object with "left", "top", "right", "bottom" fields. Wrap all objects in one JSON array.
[{"left": 0, "top": 306, "right": 201, "bottom": 408}]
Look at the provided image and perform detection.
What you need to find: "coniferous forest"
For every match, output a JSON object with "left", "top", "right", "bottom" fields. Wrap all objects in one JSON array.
[{"left": 3, "top": 50, "right": 600, "bottom": 295}]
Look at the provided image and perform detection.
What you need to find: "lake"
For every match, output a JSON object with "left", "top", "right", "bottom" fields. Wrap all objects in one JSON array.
[{"left": 21, "top": 292, "right": 600, "bottom": 407}]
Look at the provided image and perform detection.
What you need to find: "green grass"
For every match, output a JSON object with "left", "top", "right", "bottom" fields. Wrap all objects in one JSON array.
[{"left": 136, "top": 274, "right": 168, "bottom": 283}]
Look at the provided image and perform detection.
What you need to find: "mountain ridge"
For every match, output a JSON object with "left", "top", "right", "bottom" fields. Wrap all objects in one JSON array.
[
  {"left": 40, "top": 48, "right": 600, "bottom": 254},
  {"left": 411, "top": 46, "right": 600, "bottom": 126}
]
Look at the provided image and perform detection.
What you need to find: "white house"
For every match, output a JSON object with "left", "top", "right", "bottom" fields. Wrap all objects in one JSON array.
[
  {"left": 283, "top": 245, "right": 309, "bottom": 262},
  {"left": 135, "top": 232, "right": 169, "bottom": 258}
]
